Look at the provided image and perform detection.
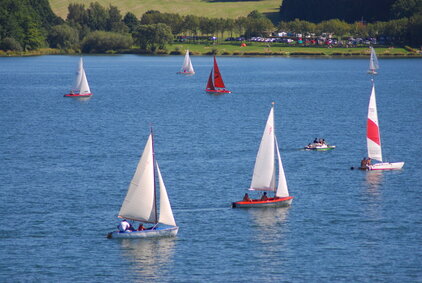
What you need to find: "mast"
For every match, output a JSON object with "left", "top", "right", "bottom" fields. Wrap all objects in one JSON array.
[{"left": 151, "top": 127, "right": 158, "bottom": 224}]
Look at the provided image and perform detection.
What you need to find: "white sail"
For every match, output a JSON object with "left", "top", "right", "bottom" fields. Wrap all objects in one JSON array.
[
  {"left": 78, "top": 68, "right": 91, "bottom": 95},
  {"left": 275, "top": 136, "right": 289, "bottom": 197},
  {"left": 369, "top": 47, "right": 379, "bottom": 73},
  {"left": 250, "top": 106, "right": 276, "bottom": 191},
  {"left": 72, "top": 57, "right": 83, "bottom": 92},
  {"left": 156, "top": 163, "right": 176, "bottom": 227},
  {"left": 119, "top": 134, "right": 157, "bottom": 223},
  {"left": 367, "top": 83, "right": 383, "bottom": 162},
  {"left": 180, "top": 50, "right": 194, "bottom": 74}
]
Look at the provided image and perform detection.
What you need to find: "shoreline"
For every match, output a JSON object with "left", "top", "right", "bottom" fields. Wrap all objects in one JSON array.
[{"left": 1, "top": 46, "right": 421, "bottom": 58}]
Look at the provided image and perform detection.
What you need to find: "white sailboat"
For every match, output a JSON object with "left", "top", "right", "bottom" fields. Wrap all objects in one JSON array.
[
  {"left": 361, "top": 80, "right": 404, "bottom": 170},
  {"left": 232, "top": 103, "right": 293, "bottom": 208},
  {"left": 64, "top": 57, "right": 92, "bottom": 97},
  {"left": 177, "top": 50, "right": 195, "bottom": 74},
  {"left": 108, "top": 130, "right": 178, "bottom": 238},
  {"left": 368, "top": 47, "right": 379, "bottom": 75}
]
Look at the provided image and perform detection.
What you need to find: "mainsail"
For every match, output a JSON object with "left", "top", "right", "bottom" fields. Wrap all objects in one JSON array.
[
  {"left": 369, "top": 47, "right": 379, "bottom": 73},
  {"left": 366, "top": 81, "right": 383, "bottom": 162},
  {"left": 72, "top": 57, "right": 83, "bottom": 93},
  {"left": 119, "top": 134, "right": 156, "bottom": 223},
  {"left": 250, "top": 106, "right": 276, "bottom": 191},
  {"left": 180, "top": 50, "right": 194, "bottom": 74},
  {"left": 213, "top": 56, "right": 226, "bottom": 88}
]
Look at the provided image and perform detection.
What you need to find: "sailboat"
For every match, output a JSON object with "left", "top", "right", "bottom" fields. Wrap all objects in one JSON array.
[
  {"left": 205, "top": 56, "right": 231, "bottom": 94},
  {"left": 108, "top": 130, "right": 178, "bottom": 238},
  {"left": 176, "top": 50, "right": 195, "bottom": 75},
  {"left": 64, "top": 57, "right": 93, "bottom": 97},
  {"left": 368, "top": 47, "right": 379, "bottom": 75},
  {"left": 232, "top": 103, "right": 293, "bottom": 208},
  {"left": 360, "top": 80, "right": 404, "bottom": 170}
]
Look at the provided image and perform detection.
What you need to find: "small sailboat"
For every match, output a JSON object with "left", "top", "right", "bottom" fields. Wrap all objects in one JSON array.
[
  {"left": 108, "top": 130, "right": 178, "bottom": 239},
  {"left": 368, "top": 47, "right": 379, "bottom": 75},
  {"left": 232, "top": 103, "right": 293, "bottom": 208},
  {"left": 205, "top": 56, "right": 231, "bottom": 94},
  {"left": 64, "top": 57, "right": 92, "bottom": 97},
  {"left": 176, "top": 50, "right": 195, "bottom": 75},
  {"left": 360, "top": 80, "right": 404, "bottom": 170}
]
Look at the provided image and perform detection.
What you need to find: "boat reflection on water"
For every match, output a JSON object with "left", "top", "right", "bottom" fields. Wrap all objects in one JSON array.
[
  {"left": 364, "top": 171, "right": 383, "bottom": 194},
  {"left": 247, "top": 207, "right": 290, "bottom": 244},
  {"left": 119, "top": 238, "right": 176, "bottom": 279}
]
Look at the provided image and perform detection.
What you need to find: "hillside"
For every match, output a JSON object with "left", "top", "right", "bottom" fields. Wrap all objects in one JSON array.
[{"left": 49, "top": 0, "right": 282, "bottom": 22}]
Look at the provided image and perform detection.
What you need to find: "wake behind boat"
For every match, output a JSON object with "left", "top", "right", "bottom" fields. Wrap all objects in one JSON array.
[
  {"left": 355, "top": 80, "right": 404, "bottom": 171},
  {"left": 64, "top": 57, "right": 93, "bottom": 97},
  {"left": 177, "top": 50, "right": 195, "bottom": 75},
  {"left": 107, "top": 130, "right": 178, "bottom": 239},
  {"left": 232, "top": 103, "right": 293, "bottom": 208},
  {"left": 205, "top": 56, "right": 231, "bottom": 94}
]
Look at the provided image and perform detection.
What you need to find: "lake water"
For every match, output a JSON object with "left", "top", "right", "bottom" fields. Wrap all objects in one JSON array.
[{"left": 0, "top": 55, "right": 421, "bottom": 282}]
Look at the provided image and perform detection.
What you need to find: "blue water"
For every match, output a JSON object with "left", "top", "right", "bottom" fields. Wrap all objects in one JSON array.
[{"left": 0, "top": 55, "right": 421, "bottom": 282}]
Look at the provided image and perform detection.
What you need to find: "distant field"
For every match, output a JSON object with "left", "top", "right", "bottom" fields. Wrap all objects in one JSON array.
[{"left": 49, "top": 0, "right": 283, "bottom": 22}]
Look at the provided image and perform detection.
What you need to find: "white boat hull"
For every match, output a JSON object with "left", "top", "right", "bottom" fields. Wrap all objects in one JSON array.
[
  {"left": 108, "top": 226, "right": 178, "bottom": 239},
  {"left": 367, "top": 162, "right": 404, "bottom": 170}
]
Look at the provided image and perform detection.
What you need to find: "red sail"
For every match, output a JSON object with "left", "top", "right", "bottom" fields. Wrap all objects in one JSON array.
[
  {"left": 213, "top": 56, "right": 226, "bottom": 88},
  {"left": 206, "top": 69, "right": 215, "bottom": 90}
]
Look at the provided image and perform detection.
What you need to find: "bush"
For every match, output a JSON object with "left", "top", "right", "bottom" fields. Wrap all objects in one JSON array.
[
  {"left": 81, "top": 31, "right": 133, "bottom": 53},
  {"left": 0, "top": 38, "right": 23, "bottom": 51}
]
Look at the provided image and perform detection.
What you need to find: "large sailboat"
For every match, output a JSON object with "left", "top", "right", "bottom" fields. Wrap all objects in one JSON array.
[
  {"left": 64, "top": 57, "right": 93, "bottom": 97},
  {"left": 360, "top": 80, "right": 404, "bottom": 170},
  {"left": 177, "top": 50, "right": 195, "bottom": 74},
  {"left": 368, "top": 47, "right": 379, "bottom": 75},
  {"left": 108, "top": 130, "right": 178, "bottom": 238},
  {"left": 205, "top": 56, "right": 231, "bottom": 94},
  {"left": 232, "top": 103, "right": 293, "bottom": 208}
]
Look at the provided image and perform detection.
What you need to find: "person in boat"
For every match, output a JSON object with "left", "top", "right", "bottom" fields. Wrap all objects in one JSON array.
[
  {"left": 243, "top": 193, "right": 252, "bottom": 202},
  {"left": 261, "top": 192, "right": 268, "bottom": 201},
  {"left": 313, "top": 138, "right": 318, "bottom": 143},
  {"left": 360, "top": 157, "right": 367, "bottom": 168},
  {"left": 366, "top": 158, "right": 371, "bottom": 166},
  {"left": 118, "top": 219, "right": 133, "bottom": 232},
  {"left": 137, "top": 224, "right": 145, "bottom": 231}
]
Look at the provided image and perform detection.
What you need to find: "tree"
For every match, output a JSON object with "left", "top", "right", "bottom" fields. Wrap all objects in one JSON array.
[
  {"left": 134, "top": 23, "right": 173, "bottom": 51},
  {"left": 48, "top": 24, "right": 79, "bottom": 49},
  {"left": 86, "top": 2, "right": 108, "bottom": 31},
  {"left": 107, "top": 5, "right": 127, "bottom": 32},
  {"left": 123, "top": 12, "right": 139, "bottom": 33}
]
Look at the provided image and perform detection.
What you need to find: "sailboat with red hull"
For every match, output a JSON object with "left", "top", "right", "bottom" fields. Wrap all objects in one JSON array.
[{"left": 205, "top": 56, "right": 231, "bottom": 94}]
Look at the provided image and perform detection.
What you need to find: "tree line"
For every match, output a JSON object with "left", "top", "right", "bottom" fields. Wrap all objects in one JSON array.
[
  {"left": 0, "top": 0, "right": 421, "bottom": 53},
  {"left": 278, "top": 0, "right": 422, "bottom": 45}
]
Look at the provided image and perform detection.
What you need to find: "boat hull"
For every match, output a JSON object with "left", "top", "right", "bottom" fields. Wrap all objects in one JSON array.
[
  {"left": 107, "top": 226, "right": 178, "bottom": 239},
  {"left": 232, "top": 196, "right": 293, "bottom": 208},
  {"left": 177, "top": 71, "right": 194, "bottom": 75},
  {"left": 305, "top": 145, "right": 336, "bottom": 151},
  {"left": 367, "top": 162, "right": 404, "bottom": 170},
  {"left": 205, "top": 89, "right": 231, "bottom": 94},
  {"left": 64, "top": 93, "right": 93, "bottom": 97}
]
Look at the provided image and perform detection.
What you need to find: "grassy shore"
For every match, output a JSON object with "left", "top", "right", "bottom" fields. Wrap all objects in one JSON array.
[
  {"left": 1, "top": 44, "right": 420, "bottom": 57},
  {"left": 168, "top": 43, "right": 419, "bottom": 57},
  {"left": 49, "top": 0, "right": 282, "bottom": 21}
]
